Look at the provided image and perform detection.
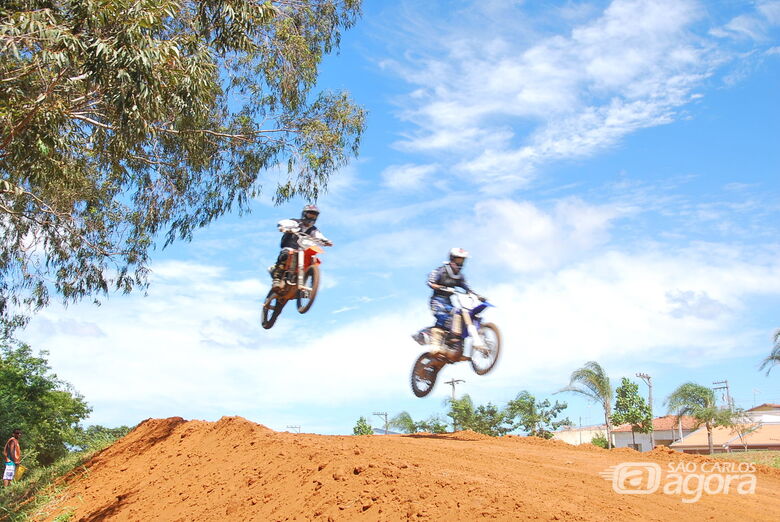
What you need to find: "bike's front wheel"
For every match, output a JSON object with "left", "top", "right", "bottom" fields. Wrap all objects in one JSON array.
[
  {"left": 261, "top": 290, "right": 287, "bottom": 329},
  {"left": 296, "top": 265, "right": 320, "bottom": 313},
  {"left": 410, "top": 353, "right": 445, "bottom": 398},
  {"left": 470, "top": 322, "right": 501, "bottom": 375}
]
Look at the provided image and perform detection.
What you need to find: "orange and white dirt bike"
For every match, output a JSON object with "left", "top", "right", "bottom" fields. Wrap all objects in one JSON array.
[{"left": 261, "top": 220, "right": 331, "bottom": 329}]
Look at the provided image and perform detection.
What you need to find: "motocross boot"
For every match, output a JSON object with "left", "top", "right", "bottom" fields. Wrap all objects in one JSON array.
[
  {"left": 271, "top": 265, "right": 284, "bottom": 290},
  {"left": 428, "top": 327, "right": 451, "bottom": 357},
  {"left": 411, "top": 327, "right": 430, "bottom": 346}
]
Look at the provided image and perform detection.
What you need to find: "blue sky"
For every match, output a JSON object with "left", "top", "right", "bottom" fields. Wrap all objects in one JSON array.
[{"left": 21, "top": 0, "right": 780, "bottom": 434}]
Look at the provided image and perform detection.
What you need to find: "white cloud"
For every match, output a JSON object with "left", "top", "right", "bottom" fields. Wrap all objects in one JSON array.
[
  {"left": 759, "top": 0, "right": 780, "bottom": 24},
  {"left": 24, "top": 236, "right": 780, "bottom": 428},
  {"left": 381, "top": 163, "right": 438, "bottom": 190},
  {"left": 385, "top": 0, "right": 727, "bottom": 188},
  {"left": 457, "top": 197, "right": 631, "bottom": 272},
  {"left": 711, "top": 1, "right": 780, "bottom": 41},
  {"left": 482, "top": 245, "right": 780, "bottom": 392},
  {"left": 17, "top": 186, "right": 780, "bottom": 428}
]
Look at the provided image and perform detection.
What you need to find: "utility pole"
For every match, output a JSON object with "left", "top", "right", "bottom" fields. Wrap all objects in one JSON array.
[
  {"left": 444, "top": 379, "right": 465, "bottom": 402},
  {"left": 753, "top": 388, "right": 760, "bottom": 408},
  {"left": 636, "top": 373, "right": 655, "bottom": 450},
  {"left": 373, "top": 412, "right": 388, "bottom": 435},
  {"left": 444, "top": 379, "right": 465, "bottom": 432},
  {"left": 286, "top": 425, "right": 300, "bottom": 434},
  {"left": 713, "top": 380, "right": 733, "bottom": 410}
]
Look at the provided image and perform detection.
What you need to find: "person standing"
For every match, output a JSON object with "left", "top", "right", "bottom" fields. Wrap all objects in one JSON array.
[{"left": 3, "top": 429, "right": 21, "bottom": 486}]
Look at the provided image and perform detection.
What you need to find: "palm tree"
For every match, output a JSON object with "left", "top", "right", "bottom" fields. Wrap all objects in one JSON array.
[
  {"left": 389, "top": 412, "right": 416, "bottom": 434},
  {"left": 665, "top": 382, "right": 724, "bottom": 455},
  {"left": 759, "top": 329, "right": 780, "bottom": 375},
  {"left": 559, "top": 361, "right": 613, "bottom": 449}
]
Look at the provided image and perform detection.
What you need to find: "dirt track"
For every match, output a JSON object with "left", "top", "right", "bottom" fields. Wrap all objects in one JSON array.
[{"left": 44, "top": 417, "right": 780, "bottom": 521}]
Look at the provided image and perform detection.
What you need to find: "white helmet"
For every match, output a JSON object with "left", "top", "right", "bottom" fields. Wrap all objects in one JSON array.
[
  {"left": 449, "top": 247, "right": 469, "bottom": 261},
  {"left": 448, "top": 248, "right": 469, "bottom": 275}
]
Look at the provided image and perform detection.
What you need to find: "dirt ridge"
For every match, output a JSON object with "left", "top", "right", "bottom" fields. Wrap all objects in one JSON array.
[{"left": 44, "top": 416, "right": 780, "bottom": 521}]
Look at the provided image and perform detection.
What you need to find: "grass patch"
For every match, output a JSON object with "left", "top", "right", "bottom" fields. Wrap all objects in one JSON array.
[
  {"left": 712, "top": 450, "right": 780, "bottom": 469},
  {"left": 0, "top": 437, "right": 118, "bottom": 521}
]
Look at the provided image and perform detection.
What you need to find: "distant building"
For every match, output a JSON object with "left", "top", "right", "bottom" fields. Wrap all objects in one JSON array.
[
  {"left": 554, "top": 415, "right": 698, "bottom": 451},
  {"left": 670, "top": 404, "right": 780, "bottom": 454},
  {"left": 745, "top": 403, "right": 780, "bottom": 423},
  {"left": 747, "top": 403, "right": 780, "bottom": 413},
  {"left": 371, "top": 427, "right": 402, "bottom": 435},
  {"left": 552, "top": 424, "right": 608, "bottom": 446},
  {"left": 612, "top": 415, "right": 697, "bottom": 452},
  {"left": 671, "top": 423, "right": 780, "bottom": 454}
]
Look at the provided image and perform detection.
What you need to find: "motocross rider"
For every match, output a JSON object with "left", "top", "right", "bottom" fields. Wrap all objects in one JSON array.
[
  {"left": 271, "top": 204, "right": 332, "bottom": 289},
  {"left": 418, "top": 248, "right": 485, "bottom": 356}
]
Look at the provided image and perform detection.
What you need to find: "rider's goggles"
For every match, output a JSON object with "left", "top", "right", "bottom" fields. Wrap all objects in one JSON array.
[
  {"left": 452, "top": 257, "right": 465, "bottom": 267},
  {"left": 303, "top": 212, "right": 319, "bottom": 220}
]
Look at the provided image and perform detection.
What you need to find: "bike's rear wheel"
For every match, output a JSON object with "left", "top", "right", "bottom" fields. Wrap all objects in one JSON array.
[
  {"left": 470, "top": 322, "right": 501, "bottom": 375},
  {"left": 261, "top": 290, "right": 287, "bottom": 329},
  {"left": 297, "top": 265, "right": 320, "bottom": 314},
  {"left": 411, "top": 353, "right": 445, "bottom": 398}
]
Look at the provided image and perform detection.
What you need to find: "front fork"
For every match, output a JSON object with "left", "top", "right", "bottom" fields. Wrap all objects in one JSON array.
[
  {"left": 457, "top": 310, "right": 485, "bottom": 349},
  {"left": 297, "top": 249, "right": 305, "bottom": 288}
]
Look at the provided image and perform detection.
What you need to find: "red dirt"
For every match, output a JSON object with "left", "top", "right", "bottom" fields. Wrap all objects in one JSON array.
[{"left": 42, "top": 416, "right": 780, "bottom": 521}]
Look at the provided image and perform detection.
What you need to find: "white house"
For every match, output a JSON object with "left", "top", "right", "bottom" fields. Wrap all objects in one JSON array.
[
  {"left": 745, "top": 403, "right": 780, "bottom": 423},
  {"left": 670, "top": 404, "right": 780, "bottom": 454},
  {"left": 552, "top": 424, "right": 608, "bottom": 446},
  {"left": 611, "top": 415, "right": 698, "bottom": 452}
]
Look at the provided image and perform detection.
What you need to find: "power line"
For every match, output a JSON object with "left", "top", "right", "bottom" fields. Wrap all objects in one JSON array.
[
  {"left": 713, "top": 380, "right": 734, "bottom": 410},
  {"left": 444, "top": 379, "right": 465, "bottom": 432},
  {"left": 372, "top": 412, "right": 388, "bottom": 435},
  {"left": 444, "top": 379, "right": 465, "bottom": 402},
  {"left": 636, "top": 372, "right": 654, "bottom": 449}
]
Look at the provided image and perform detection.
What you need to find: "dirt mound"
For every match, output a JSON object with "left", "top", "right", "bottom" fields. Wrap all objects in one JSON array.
[{"left": 44, "top": 417, "right": 780, "bottom": 521}]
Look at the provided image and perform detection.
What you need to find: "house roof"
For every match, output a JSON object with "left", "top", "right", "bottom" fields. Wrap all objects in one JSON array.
[
  {"left": 612, "top": 415, "right": 697, "bottom": 432},
  {"left": 671, "top": 423, "right": 780, "bottom": 449},
  {"left": 556, "top": 424, "right": 607, "bottom": 433},
  {"left": 747, "top": 403, "right": 780, "bottom": 412}
]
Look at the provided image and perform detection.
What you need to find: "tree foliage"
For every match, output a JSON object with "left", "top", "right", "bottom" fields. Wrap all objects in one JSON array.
[
  {"left": 506, "top": 390, "right": 570, "bottom": 439},
  {"left": 414, "top": 416, "right": 448, "bottom": 434},
  {"left": 665, "top": 382, "right": 737, "bottom": 455},
  {"left": 759, "top": 329, "right": 780, "bottom": 375},
  {"left": 728, "top": 409, "right": 758, "bottom": 451},
  {"left": 71, "top": 423, "right": 131, "bottom": 451},
  {"left": 559, "top": 361, "right": 613, "bottom": 448},
  {"left": 590, "top": 433, "right": 609, "bottom": 449},
  {"left": 0, "top": 0, "right": 366, "bottom": 333},
  {"left": 352, "top": 416, "right": 373, "bottom": 436},
  {"left": 611, "top": 377, "right": 652, "bottom": 447},
  {"left": 447, "top": 395, "right": 514, "bottom": 437},
  {"left": 389, "top": 411, "right": 448, "bottom": 434},
  {"left": 0, "top": 341, "right": 91, "bottom": 465}
]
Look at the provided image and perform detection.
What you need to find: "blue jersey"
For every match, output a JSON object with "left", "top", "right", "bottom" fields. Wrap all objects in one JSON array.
[{"left": 428, "top": 264, "right": 470, "bottom": 298}]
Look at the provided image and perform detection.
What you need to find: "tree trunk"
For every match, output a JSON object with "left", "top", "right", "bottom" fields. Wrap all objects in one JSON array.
[
  {"left": 707, "top": 424, "right": 714, "bottom": 455},
  {"left": 631, "top": 429, "right": 636, "bottom": 449},
  {"left": 604, "top": 411, "right": 612, "bottom": 449}
]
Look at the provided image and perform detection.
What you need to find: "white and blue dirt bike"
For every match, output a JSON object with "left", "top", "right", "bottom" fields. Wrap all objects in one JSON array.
[{"left": 410, "top": 289, "right": 501, "bottom": 397}]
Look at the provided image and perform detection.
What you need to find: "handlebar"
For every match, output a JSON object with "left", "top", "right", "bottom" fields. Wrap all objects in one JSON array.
[
  {"left": 445, "top": 288, "right": 487, "bottom": 303},
  {"left": 280, "top": 227, "right": 332, "bottom": 247}
]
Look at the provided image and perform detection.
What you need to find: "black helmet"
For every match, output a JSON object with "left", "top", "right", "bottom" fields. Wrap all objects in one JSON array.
[{"left": 301, "top": 204, "right": 320, "bottom": 225}]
